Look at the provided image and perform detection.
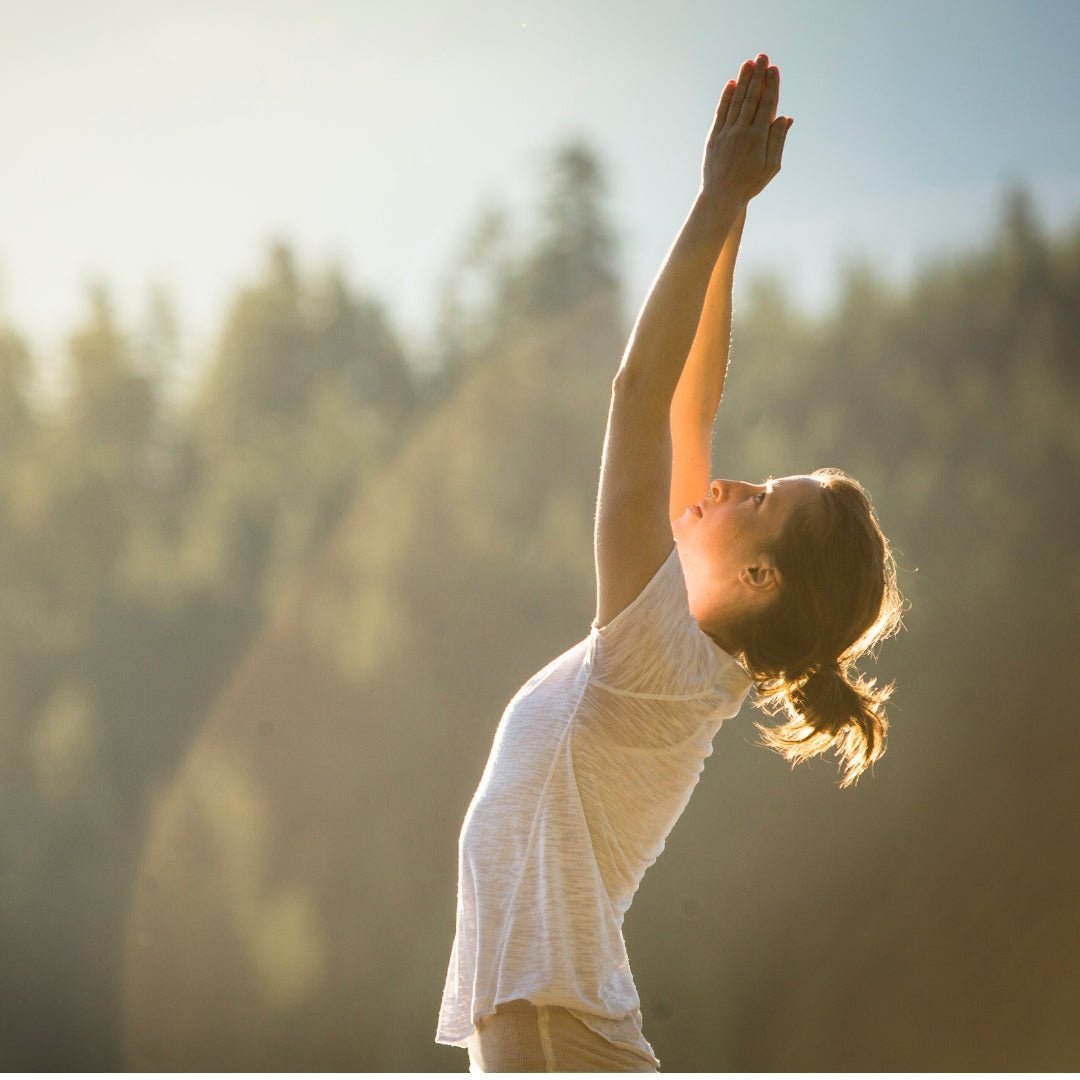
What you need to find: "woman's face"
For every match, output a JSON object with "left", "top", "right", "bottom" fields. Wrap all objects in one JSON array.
[{"left": 672, "top": 474, "right": 822, "bottom": 637}]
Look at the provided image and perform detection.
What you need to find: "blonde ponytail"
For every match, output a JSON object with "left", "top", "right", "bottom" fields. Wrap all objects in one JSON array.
[{"left": 754, "top": 662, "right": 892, "bottom": 788}]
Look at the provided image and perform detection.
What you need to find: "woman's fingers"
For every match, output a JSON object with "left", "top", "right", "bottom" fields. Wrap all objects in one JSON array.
[
  {"left": 765, "top": 116, "right": 793, "bottom": 176},
  {"left": 737, "top": 53, "right": 769, "bottom": 124},
  {"left": 728, "top": 58, "right": 756, "bottom": 121},
  {"left": 712, "top": 80, "right": 736, "bottom": 135},
  {"left": 758, "top": 65, "right": 780, "bottom": 127}
]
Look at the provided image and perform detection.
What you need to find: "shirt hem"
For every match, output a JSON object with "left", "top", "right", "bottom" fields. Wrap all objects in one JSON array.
[{"left": 565, "top": 1006, "right": 660, "bottom": 1068}]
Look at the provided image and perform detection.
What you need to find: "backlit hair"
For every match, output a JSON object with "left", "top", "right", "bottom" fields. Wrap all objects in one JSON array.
[{"left": 737, "top": 468, "right": 905, "bottom": 787}]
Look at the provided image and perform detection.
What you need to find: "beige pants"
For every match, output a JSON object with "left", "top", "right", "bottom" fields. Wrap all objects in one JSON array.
[{"left": 466, "top": 999, "right": 659, "bottom": 1072}]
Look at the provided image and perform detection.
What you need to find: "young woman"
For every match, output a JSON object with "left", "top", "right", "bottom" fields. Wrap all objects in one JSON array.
[{"left": 436, "top": 53, "right": 904, "bottom": 1072}]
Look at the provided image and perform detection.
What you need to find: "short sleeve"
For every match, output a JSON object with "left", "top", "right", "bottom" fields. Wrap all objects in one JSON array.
[{"left": 587, "top": 544, "right": 751, "bottom": 701}]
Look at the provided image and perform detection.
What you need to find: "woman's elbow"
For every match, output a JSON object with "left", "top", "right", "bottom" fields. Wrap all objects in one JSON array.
[{"left": 610, "top": 364, "right": 669, "bottom": 418}]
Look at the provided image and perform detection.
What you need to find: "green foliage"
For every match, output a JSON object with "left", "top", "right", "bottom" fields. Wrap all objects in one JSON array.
[
  {"left": 514, "top": 141, "right": 620, "bottom": 320},
  {"left": 184, "top": 243, "right": 416, "bottom": 608},
  {"left": 434, "top": 143, "right": 623, "bottom": 392},
  {"left": 0, "top": 325, "right": 34, "bottom": 452},
  {"left": 0, "top": 242, "right": 421, "bottom": 1069}
]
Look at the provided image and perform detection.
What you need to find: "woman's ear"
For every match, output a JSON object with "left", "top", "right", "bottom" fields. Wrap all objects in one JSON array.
[{"left": 739, "top": 556, "right": 781, "bottom": 594}]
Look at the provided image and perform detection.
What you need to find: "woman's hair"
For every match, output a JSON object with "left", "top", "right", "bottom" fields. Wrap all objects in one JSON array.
[{"left": 737, "top": 467, "right": 905, "bottom": 787}]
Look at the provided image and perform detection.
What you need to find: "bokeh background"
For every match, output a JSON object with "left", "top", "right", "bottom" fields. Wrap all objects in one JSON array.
[{"left": 1, "top": 0, "right": 1078, "bottom": 1071}]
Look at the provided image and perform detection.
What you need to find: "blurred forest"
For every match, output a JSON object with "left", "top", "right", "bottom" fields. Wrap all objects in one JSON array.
[{"left": 0, "top": 142, "right": 1077, "bottom": 1071}]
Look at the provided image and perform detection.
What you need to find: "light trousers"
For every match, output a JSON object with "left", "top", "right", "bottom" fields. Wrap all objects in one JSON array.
[{"left": 466, "top": 998, "right": 659, "bottom": 1073}]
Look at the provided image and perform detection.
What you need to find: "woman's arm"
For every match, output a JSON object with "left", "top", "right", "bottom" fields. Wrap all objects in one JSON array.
[
  {"left": 594, "top": 196, "right": 741, "bottom": 627},
  {"left": 595, "top": 54, "right": 791, "bottom": 627},
  {"left": 668, "top": 207, "right": 746, "bottom": 523}
]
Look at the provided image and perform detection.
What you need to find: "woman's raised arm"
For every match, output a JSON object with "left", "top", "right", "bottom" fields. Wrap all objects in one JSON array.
[
  {"left": 668, "top": 207, "right": 746, "bottom": 523},
  {"left": 594, "top": 54, "right": 791, "bottom": 628}
]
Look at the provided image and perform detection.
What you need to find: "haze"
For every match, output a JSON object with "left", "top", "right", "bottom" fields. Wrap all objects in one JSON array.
[{"left": 3, "top": 0, "right": 1078, "bottom": 366}]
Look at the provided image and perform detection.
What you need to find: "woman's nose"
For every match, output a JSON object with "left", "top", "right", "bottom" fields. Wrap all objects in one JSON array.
[
  {"left": 713, "top": 479, "right": 761, "bottom": 501},
  {"left": 710, "top": 478, "right": 739, "bottom": 500}
]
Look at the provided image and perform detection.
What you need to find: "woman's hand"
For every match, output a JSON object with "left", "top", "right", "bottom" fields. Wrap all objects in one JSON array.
[{"left": 702, "top": 53, "right": 792, "bottom": 207}]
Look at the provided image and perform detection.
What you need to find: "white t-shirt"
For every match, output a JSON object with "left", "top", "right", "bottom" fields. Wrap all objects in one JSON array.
[{"left": 436, "top": 544, "right": 753, "bottom": 1065}]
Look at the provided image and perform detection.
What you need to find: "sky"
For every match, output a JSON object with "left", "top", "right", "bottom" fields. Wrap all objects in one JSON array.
[{"left": 3, "top": 0, "right": 1079, "bottom": 377}]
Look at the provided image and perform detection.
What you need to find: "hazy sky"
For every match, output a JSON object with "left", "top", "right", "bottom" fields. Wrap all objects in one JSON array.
[{"left": 4, "top": 0, "right": 1079, "bottom": 370}]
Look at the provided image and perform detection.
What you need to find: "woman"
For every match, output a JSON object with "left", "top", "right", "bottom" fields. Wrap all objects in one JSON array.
[{"left": 436, "top": 53, "right": 903, "bottom": 1072}]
